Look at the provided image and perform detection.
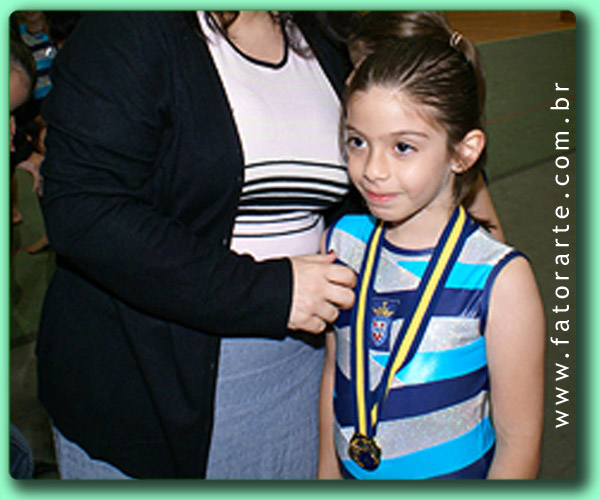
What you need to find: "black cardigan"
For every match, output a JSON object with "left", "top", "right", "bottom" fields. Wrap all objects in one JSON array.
[{"left": 37, "top": 12, "right": 352, "bottom": 478}]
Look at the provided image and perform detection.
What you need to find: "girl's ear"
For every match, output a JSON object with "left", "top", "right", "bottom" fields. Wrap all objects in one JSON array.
[{"left": 451, "top": 129, "right": 486, "bottom": 173}]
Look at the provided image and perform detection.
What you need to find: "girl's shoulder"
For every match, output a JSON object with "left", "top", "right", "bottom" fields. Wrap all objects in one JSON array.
[
  {"left": 325, "top": 214, "right": 378, "bottom": 270},
  {"left": 326, "top": 214, "right": 377, "bottom": 248},
  {"left": 461, "top": 224, "right": 524, "bottom": 268},
  {"left": 468, "top": 225, "right": 534, "bottom": 334}
]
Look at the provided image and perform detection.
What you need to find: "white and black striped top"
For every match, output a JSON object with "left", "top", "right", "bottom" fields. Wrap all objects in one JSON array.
[{"left": 200, "top": 13, "right": 349, "bottom": 260}]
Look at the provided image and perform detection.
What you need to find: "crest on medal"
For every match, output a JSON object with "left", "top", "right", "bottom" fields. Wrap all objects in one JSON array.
[{"left": 370, "top": 300, "right": 395, "bottom": 350}]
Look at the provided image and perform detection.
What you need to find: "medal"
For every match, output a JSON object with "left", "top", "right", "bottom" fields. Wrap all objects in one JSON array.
[
  {"left": 347, "top": 206, "right": 470, "bottom": 472},
  {"left": 348, "top": 433, "right": 381, "bottom": 471}
]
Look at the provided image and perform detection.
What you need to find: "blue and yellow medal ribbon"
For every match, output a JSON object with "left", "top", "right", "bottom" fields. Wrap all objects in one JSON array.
[
  {"left": 350, "top": 206, "right": 470, "bottom": 460},
  {"left": 351, "top": 219, "right": 385, "bottom": 437}
]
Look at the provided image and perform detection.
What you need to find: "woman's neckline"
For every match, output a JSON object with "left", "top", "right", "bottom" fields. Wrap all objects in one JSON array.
[{"left": 205, "top": 12, "right": 289, "bottom": 70}]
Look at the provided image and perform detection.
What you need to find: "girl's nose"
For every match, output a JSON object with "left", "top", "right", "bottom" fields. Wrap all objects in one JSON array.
[{"left": 363, "top": 149, "right": 389, "bottom": 182}]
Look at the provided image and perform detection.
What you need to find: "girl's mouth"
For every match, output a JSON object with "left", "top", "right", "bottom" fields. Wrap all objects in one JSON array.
[{"left": 364, "top": 190, "right": 397, "bottom": 205}]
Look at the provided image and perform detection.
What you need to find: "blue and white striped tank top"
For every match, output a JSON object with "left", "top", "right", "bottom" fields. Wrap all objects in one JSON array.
[{"left": 326, "top": 214, "right": 523, "bottom": 479}]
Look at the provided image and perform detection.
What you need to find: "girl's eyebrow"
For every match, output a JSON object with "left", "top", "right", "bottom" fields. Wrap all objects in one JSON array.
[
  {"left": 345, "top": 124, "right": 430, "bottom": 139},
  {"left": 390, "top": 130, "right": 430, "bottom": 139}
]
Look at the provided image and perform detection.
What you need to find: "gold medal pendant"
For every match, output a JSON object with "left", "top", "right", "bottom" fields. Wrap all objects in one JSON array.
[{"left": 348, "top": 433, "right": 381, "bottom": 471}]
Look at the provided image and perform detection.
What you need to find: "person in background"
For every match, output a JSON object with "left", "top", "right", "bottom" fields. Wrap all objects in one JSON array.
[
  {"left": 9, "top": 34, "right": 38, "bottom": 480},
  {"left": 10, "top": 11, "right": 54, "bottom": 242},
  {"left": 15, "top": 11, "right": 57, "bottom": 111},
  {"left": 10, "top": 32, "right": 38, "bottom": 227},
  {"left": 10, "top": 35, "right": 36, "bottom": 115},
  {"left": 14, "top": 11, "right": 83, "bottom": 254}
]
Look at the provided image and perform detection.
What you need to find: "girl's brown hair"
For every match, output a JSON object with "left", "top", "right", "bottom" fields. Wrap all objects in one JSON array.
[{"left": 344, "top": 11, "right": 486, "bottom": 201}]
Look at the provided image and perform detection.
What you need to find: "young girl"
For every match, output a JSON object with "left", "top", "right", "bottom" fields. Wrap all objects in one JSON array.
[{"left": 318, "top": 15, "right": 545, "bottom": 479}]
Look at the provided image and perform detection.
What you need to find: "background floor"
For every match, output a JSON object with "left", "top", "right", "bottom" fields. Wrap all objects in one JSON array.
[{"left": 9, "top": 11, "right": 576, "bottom": 479}]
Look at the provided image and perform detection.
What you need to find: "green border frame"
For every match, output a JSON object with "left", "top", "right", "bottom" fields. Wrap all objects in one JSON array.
[{"left": 2, "top": 1, "right": 592, "bottom": 499}]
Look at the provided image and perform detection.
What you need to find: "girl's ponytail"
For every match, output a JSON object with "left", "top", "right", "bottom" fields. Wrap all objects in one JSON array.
[{"left": 449, "top": 29, "right": 486, "bottom": 116}]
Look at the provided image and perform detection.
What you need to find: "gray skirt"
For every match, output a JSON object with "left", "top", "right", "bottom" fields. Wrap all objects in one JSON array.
[{"left": 206, "top": 336, "right": 325, "bottom": 479}]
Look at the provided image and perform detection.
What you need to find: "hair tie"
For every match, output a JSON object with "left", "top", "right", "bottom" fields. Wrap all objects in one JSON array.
[{"left": 450, "top": 31, "right": 463, "bottom": 48}]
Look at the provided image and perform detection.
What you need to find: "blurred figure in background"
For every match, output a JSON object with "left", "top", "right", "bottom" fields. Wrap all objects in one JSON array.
[{"left": 9, "top": 34, "right": 38, "bottom": 479}]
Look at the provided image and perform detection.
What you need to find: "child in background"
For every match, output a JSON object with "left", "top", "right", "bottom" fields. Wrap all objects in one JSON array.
[
  {"left": 318, "top": 12, "right": 544, "bottom": 479},
  {"left": 10, "top": 35, "right": 37, "bottom": 226},
  {"left": 16, "top": 11, "right": 57, "bottom": 108},
  {"left": 9, "top": 36, "right": 38, "bottom": 478},
  {"left": 13, "top": 11, "right": 83, "bottom": 253}
]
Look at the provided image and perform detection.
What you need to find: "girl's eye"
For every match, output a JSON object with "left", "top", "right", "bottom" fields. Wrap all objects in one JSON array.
[
  {"left": 346, "top": 135, "right": 366, "bottom": 151},
  {"left": 394, "top": 142, "right": 414, "bottom": 154}
]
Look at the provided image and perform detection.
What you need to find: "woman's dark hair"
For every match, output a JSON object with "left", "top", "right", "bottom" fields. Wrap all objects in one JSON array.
[
  {"left": 311, "top": 11, "right": 362, "bottom": 45},
  {"left": 184, "top": 11, "right": 361, "bottom": 56},
  {"left": 207, "top": 11, "right": 286, "bottom": 34},
  {"left": 208, "top": 12, "right": 311, "bottom": 54},
  {"left": 344, "top": 11, "right": 486, "bottom": 201}
]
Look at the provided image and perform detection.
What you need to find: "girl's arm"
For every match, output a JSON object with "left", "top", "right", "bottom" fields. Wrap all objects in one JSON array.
[
  {"left": 463, "top": 173, "right": 505, "bottom": 242},
  {"left": 318, "top": 331, "right": 343, "bottom": 479},
  {"left": 485, "top": 256, "right": 545, "bottom": 479}
]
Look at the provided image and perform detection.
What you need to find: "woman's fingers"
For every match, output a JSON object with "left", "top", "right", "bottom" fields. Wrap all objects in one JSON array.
[{"left": 287, "top": 254, "right": 356, "bottom": 334}]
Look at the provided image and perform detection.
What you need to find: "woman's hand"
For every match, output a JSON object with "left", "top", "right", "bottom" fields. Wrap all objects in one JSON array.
[{"left": 288, "top": 252, "right": 356, "bottom": 334}]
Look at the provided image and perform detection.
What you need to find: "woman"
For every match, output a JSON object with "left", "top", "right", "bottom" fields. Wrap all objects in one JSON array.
[{"left": 37, "top": 11, "right": 358, "bottom": 479}]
